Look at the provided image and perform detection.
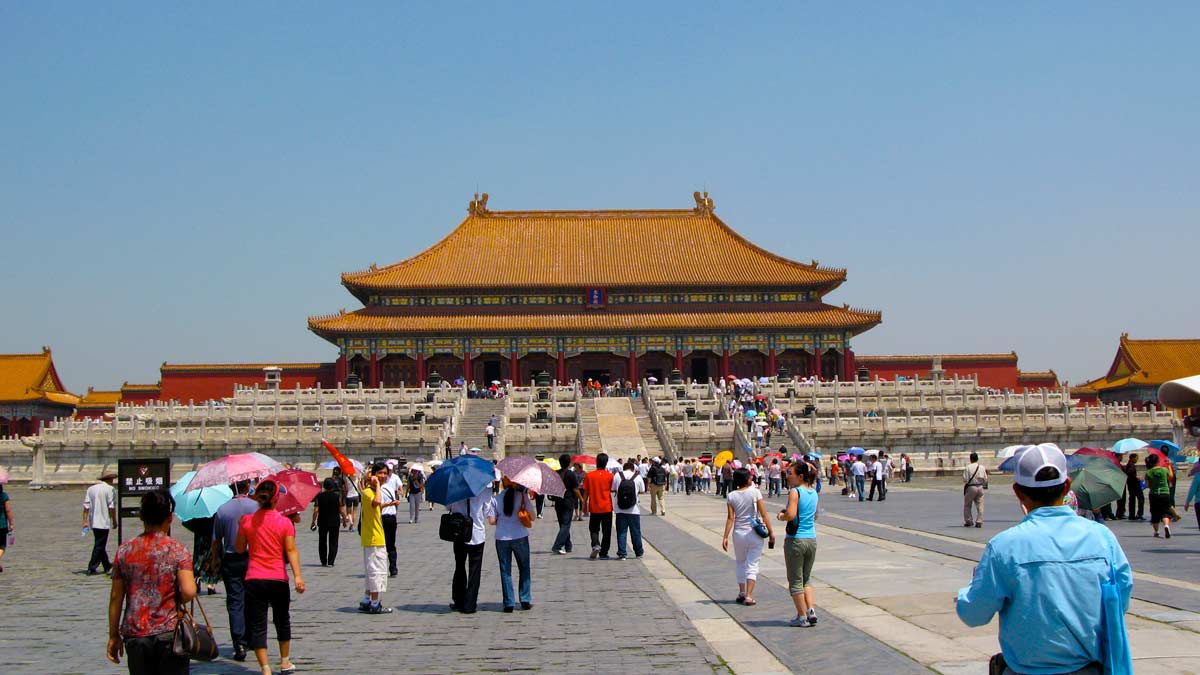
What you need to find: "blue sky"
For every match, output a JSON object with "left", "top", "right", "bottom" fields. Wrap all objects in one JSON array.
[{"left": 2, "top": 3, "right": 1196, "bottom": 392}]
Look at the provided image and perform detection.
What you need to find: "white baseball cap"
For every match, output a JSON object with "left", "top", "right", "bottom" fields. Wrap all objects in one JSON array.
[{"left": 1012, "top": 443, "right": 1069, "bottom": 488}]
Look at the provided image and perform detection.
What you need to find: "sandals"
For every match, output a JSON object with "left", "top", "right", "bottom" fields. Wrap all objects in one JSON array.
[
  {"left": 735, "top": 594, "right": 746, "bottom": 604},
  {"left": 744, "top": 598, "right": 757, "bottom": 606}
]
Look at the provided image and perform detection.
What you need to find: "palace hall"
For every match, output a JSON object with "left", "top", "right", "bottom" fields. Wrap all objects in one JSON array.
[{"left": 307, "top": 192, "right": 882, "bottom": 387}]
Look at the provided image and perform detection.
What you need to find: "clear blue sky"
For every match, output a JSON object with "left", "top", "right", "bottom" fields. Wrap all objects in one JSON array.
[{"left": 2, "top": 3, "right": 1196, "bottom": 392}]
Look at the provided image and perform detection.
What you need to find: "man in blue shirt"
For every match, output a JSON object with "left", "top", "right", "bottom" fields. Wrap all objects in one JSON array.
[
  {"left": 956, "top": 443, "right": 1132, "bottom": 675},
  {"left": 211, "top": 480, "right": 259, "bottom": 662}
]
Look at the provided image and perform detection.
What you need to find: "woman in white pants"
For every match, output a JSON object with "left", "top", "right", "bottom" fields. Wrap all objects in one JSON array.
[{"left": 722, "top": 467, "right": 775, "bottom": 606}]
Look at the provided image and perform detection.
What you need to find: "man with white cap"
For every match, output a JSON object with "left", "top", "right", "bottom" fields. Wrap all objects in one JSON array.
[{"left": 956, "top": 443, "right": 1132, "bottom": 675}]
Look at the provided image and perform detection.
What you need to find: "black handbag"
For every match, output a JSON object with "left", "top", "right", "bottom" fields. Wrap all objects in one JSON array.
[
  {"left": 172, "top": 595, "right": 219, "bottom": 661},
  {"left": 439, "top": 512, "right": 472, "bottom": 543}
]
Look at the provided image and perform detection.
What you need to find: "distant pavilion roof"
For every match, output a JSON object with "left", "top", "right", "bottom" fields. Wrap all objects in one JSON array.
[
  {"left": 341, "top": 193, "right": 846, "bottom": 297},
  {"left": 309, "top": 304, "right": 881, "bottom": 338},
  {"left": 0, "top": 347, "right": 79, "bottom": 406},
  {"left": 1086, "top": 334, "right": 1200, "bottom": 392}
]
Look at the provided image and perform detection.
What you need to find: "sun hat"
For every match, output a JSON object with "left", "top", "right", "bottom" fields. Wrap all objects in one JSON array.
[
  {"left": 99, "top": 471, "right": 118, "bottom": 481},
  {"left": 1012, "top": 443, "right": 1069, "bottom": 488}
]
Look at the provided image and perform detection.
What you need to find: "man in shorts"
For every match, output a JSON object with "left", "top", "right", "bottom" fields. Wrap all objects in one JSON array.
[{"left": 358, "top": 464, "right": 392, "bottom": 614}]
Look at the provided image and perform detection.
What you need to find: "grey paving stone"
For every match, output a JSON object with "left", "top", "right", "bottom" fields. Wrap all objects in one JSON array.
[{"left": 0, "top": 487, "right": 731, "bottom": 675}]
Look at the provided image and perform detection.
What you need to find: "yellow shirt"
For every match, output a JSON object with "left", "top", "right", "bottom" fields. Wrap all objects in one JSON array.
[{"left": 359, "top": 487, "right": 385, "bottom": 547}]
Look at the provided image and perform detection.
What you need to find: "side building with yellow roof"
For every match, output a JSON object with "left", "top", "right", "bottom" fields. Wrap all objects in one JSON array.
[
  {"left": 309, "top": 192, "right": 881, "bottom": 387},
  {"left": 0, "top": 347, "right": 79, "bottom": 437},
  {"left": 1083, "top": 334, "right": 1200, "bottom": 409}
]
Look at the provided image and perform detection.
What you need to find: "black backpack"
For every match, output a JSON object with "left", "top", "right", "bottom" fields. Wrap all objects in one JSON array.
[
  {"left": 649, "top": 464, "right": 667, "bottom": 486},
  {"left": 616, "top": 473, "right": 638, "bottom": 510}
]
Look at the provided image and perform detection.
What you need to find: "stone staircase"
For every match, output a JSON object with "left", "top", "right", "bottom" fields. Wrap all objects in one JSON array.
[
  {"left": 456, "top": 399, "right": 507, "bottom": 461},
  {"left": 577, "top": 399, "right": 602, "bottom": 455},
  {"left": 630, "top": 397, "right": 667, "bottom": 459}
]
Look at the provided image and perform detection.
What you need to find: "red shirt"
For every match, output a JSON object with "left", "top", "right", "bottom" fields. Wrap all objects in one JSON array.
[
  {"left": 239, "top": 509, "right": 295, "bottom": 581},
  {"left": 584, "top": 469, "right": 614, "bottom": 513},
  {"left": 113, "top": 532, "right": 192, "bottom": 638}
]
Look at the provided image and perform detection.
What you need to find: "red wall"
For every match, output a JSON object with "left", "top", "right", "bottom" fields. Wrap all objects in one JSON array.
[
  {"left": 121, "top": 389, "right": 161, "bottom": 406},
  {"left": 858, "top": 358, "right": 1021, "bottom": 390},
  {"left": 159, "top": 365, "right": 336, "bottom": 403}
]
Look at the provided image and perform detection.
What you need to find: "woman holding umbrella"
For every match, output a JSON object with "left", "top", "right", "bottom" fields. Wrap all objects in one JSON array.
[
  {"left": 487, "top": 478, "right": 535, "bottom": 612},
  {"left": 235, "top": 480, "right": 306, "bottom": 675}
]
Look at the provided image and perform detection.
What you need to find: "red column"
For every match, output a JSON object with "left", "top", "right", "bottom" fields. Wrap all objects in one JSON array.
[
  {"left": 369, "top": 353, "right": 380, "bottom": 388},
  {"left": 335, "top": 354, "right": 348, "bottom": 385},
  {"left": 463, "top": 352, "right": 472, "bottom": 386},
  {"left": 510, "top": 351, "right": 521, "bottom": 386},
  {"left": 674, "top": 349, "right": 684, "bottom": 371},
  {"left": 416, "top": 353, "right": 426, "bottom": 385},
  {"left": 557, "top": 351, "right": 566, "bottom": 383},
  {"left": 767, "top": 348, "right": 776, "bottom": 376},
  {"left": 628, "top": 351, "right": 638, "bottom": 383},
  {"left": 720, "top": 349, "right": 730, "bottom": 379},
  {"left": 844, "top": 348, "right": 856, "bottom": 381}
]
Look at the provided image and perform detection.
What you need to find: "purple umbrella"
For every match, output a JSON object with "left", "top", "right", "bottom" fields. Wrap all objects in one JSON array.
[{"left": 496, "top": 456, "right": 566, "bottom": 498}]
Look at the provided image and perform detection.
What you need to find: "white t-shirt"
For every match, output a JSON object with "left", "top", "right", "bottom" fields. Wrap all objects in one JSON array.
[
  {"left": 850, "top": 461, "right": 867, "bottom": 477},
  {"left": 610, "top": 470, "right": 646, "bottom": 515},
  {"left": 380, "top": 474, "right": 402, "bottom": 516},
  {"left": 702, "top": 465, "right": 712, "bottom": 480},
  {"left": 448, "top": 491, "right": 490, "bottom": 546},
  {"left": 84, "top": 482, "right": 116, "bottom": 529},
  {"left": 871, "top": 461, "right": 884, "bottom": 480},
  {"left": 485, "top": 425, "right": 495, "bottom": 437},
  {"left": 727, "top": 487, "right": 763, "bottom": 533}
]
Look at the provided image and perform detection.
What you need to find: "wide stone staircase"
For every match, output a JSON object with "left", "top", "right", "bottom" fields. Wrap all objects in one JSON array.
[
  {"left": 630, "top": 397, "right": 667, "bottom": 459},
  {"left": 577, "top": 399, "right": 602, "bottom": 455},
  {"left": 456, "top": 399, "right": 507, "bottom": 460}
]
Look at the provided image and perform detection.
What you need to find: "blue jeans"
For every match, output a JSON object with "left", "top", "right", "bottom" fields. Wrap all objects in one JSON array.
[
  {"left": 854, "top": 475, "right": 866, "bottom": 501},
  {"left": 615, "top": 513, "right": 643, "bottom": 558},
  {"left": 220, "top": 553, "right": 249, "bottom": 649},
  {"left": 495, "top": 537, "right": 531, "bottom": 608}
]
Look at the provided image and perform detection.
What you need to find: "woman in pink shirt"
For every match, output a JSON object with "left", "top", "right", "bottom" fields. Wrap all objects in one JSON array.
[{"left": 236, "top": 480, "right": 305, "bottom": 675}]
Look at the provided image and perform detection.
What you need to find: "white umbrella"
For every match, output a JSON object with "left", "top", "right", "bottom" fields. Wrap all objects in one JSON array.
[
  {"left": 646, "top": 376, "right": 658, "bottom": 383},
  {"left": 427, "top": 459, "right": 444, "bottom": 467},
  {"left": 999, "top": 445, "right": 1024, "bottom": 459}
]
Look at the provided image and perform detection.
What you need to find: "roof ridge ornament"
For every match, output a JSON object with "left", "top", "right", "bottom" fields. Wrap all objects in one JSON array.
[
  {"left": 468, "top": 192, "right": 491, "bottom": 215},
  {"left": 692, "top": 191, "right": 714, "bottom": 215}
]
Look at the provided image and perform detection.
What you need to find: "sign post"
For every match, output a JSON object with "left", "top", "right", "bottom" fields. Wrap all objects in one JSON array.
[{"left": 116, "top": 458, "right": 171, "bottom": 544}]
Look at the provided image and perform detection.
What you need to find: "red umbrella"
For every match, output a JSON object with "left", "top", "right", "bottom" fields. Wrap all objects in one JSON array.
[
  {"left": 571, "top": 455, "right": 596, "bottom": 466},
  {"left": 261, "top": 469, "right": 322, "bottom": 517},
  {"left": 1143, "top": 447, "right": 1171, "bottom": 472},
  {"left": 696, "top": 456, "right": 713, "bottom": 463},
  {"left": 763, "top": 452, "right": 784, "bottom": 460},
  {"left": 1072, "top": 447, "right": 1121, "bottom": 467}
]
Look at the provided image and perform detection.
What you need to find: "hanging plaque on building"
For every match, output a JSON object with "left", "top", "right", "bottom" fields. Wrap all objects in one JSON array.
[{"left": 585, "top": 287, "right": 606, "bottom": 308}]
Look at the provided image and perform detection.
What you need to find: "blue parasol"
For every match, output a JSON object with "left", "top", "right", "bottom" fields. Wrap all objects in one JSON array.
[
  {"left": 170, "top": 470, "right": 234, "bottom": 521},
  {"left": 846, "top": 447, "right": 865, "bottom": 457},
  {"left": 1148, "top": 440, "right": 1185, "bottom": 462},
  {"left": 425, "top": 454, "right": 495, "bottom": 505}
]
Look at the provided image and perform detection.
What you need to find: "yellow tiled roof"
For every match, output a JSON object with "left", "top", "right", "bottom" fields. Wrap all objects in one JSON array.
[
  {"left": 1089, "top": 335, "right": 1200, "bottom": 391},
  {"left": 162, "top": 362, "right": 328, "bottom": 372},
  {"left": 857, "top": 353, "right": 1018, "bottom": 364},
  {"left": 121, "top": 382, "right": 161, "bottom": 393},
  {"left": 0, "top": 348, "right": 79, "bottom": 405},
  {"left": 76, "top": 388, "right": 123, "bottom": 409},
  {"left": 1018, "top": 370, "right": 1057, "bottom": 380},
  {"left": 309, "top": 305, "right": 882, "bottom": 337},
  {"left": 342, "top": 193, "right": 846, "bottom": 292}
]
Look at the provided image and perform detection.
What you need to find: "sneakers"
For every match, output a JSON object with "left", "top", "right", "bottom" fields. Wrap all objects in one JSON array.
[
  {"left": 789, "top": 616, "right": 812, "bottom": 627},
  {"left": 358, "top": 600, "right": 372, "bottom": 612},
  {"left": 807, "top": 608, "right": 819, "bottom": 625},
  {"left": 366, "top": 603, "right": 392, "bottom": 614},
  {"left": 552, "top": 548, "right": 566, "bottom": 555},
  {"left": 590, "top": 547, "right": 599, "bottom": 560},
  {"left": 521, "top": 602, "right": 533, "bottom": 610},
  {"left": 617, "top": 555, "right": 627, "bottom": 561},
  {"left": 1165, "top": 525, "right": 1172, "bottom": 539}
]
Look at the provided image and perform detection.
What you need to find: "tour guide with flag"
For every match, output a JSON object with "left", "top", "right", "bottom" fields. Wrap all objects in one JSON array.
[{"left": 956, "top": 443, "right": 1133, "bottom": 675}]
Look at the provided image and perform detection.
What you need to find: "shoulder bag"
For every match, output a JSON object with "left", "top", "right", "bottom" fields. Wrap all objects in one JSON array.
[
  {"left": 964, "top": 467, "right": 980, "bottom": 495},
  {"left": 172, "top": 595, "right": 219, "bottom": 661},
  {"left": 439, "top": 511, "right": 472, "bottom": 543}
]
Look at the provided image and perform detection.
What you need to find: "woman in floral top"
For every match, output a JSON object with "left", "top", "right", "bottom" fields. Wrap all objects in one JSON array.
[{"left": 107, "top": 489, "right": 196, "bottom": 674}]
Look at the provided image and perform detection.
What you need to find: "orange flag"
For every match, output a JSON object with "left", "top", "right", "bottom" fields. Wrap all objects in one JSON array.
[{"left": 321, "top": 438, "right": 357, "bottom": 476}]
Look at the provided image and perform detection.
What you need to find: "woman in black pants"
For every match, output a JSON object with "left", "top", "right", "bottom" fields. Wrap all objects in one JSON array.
[
  {"left": 236, "top": 480, "right": 306, "bottom": 675},
  {"left": 310, "top": 478, "right": 345, "bottom": 566}
]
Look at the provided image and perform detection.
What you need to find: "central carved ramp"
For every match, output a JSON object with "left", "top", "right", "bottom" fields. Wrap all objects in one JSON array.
[{"left": 595, "top": 398, "right": 646, "bottom": 459}]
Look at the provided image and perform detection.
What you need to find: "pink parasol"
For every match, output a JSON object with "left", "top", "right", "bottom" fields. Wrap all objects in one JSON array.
[
  {"left": 496, "top": 456, "right": 566, "bottom": 498},
  {"left": 187, "top": 452, "right": 286, "bottom": 490},
  {"left": 261, "top": 469, "right": 322, "bottom": 517},
  {"left": 0, "top": 466, "right": 9, "bottom": 484},
  {"left": 1071, "top": 447, "right": 1121, "bottom": 467}
]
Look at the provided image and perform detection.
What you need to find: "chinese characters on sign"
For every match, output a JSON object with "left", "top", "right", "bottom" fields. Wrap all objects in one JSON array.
[
  {"left": 116, "top": 458, "right": 171, "bottom": 525},
  {"left": 585, "top": 287, "right": 606, "bottom": 308}
]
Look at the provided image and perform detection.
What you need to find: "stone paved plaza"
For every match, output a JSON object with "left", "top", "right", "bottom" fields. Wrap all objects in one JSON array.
[{"left": 3, "top": 478, "right": 1200, "bottom": 674}]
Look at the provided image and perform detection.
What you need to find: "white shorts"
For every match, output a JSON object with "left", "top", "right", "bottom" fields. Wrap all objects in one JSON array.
[{"left": 363, "top": 546, "right": 388, "bottom": 593}]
